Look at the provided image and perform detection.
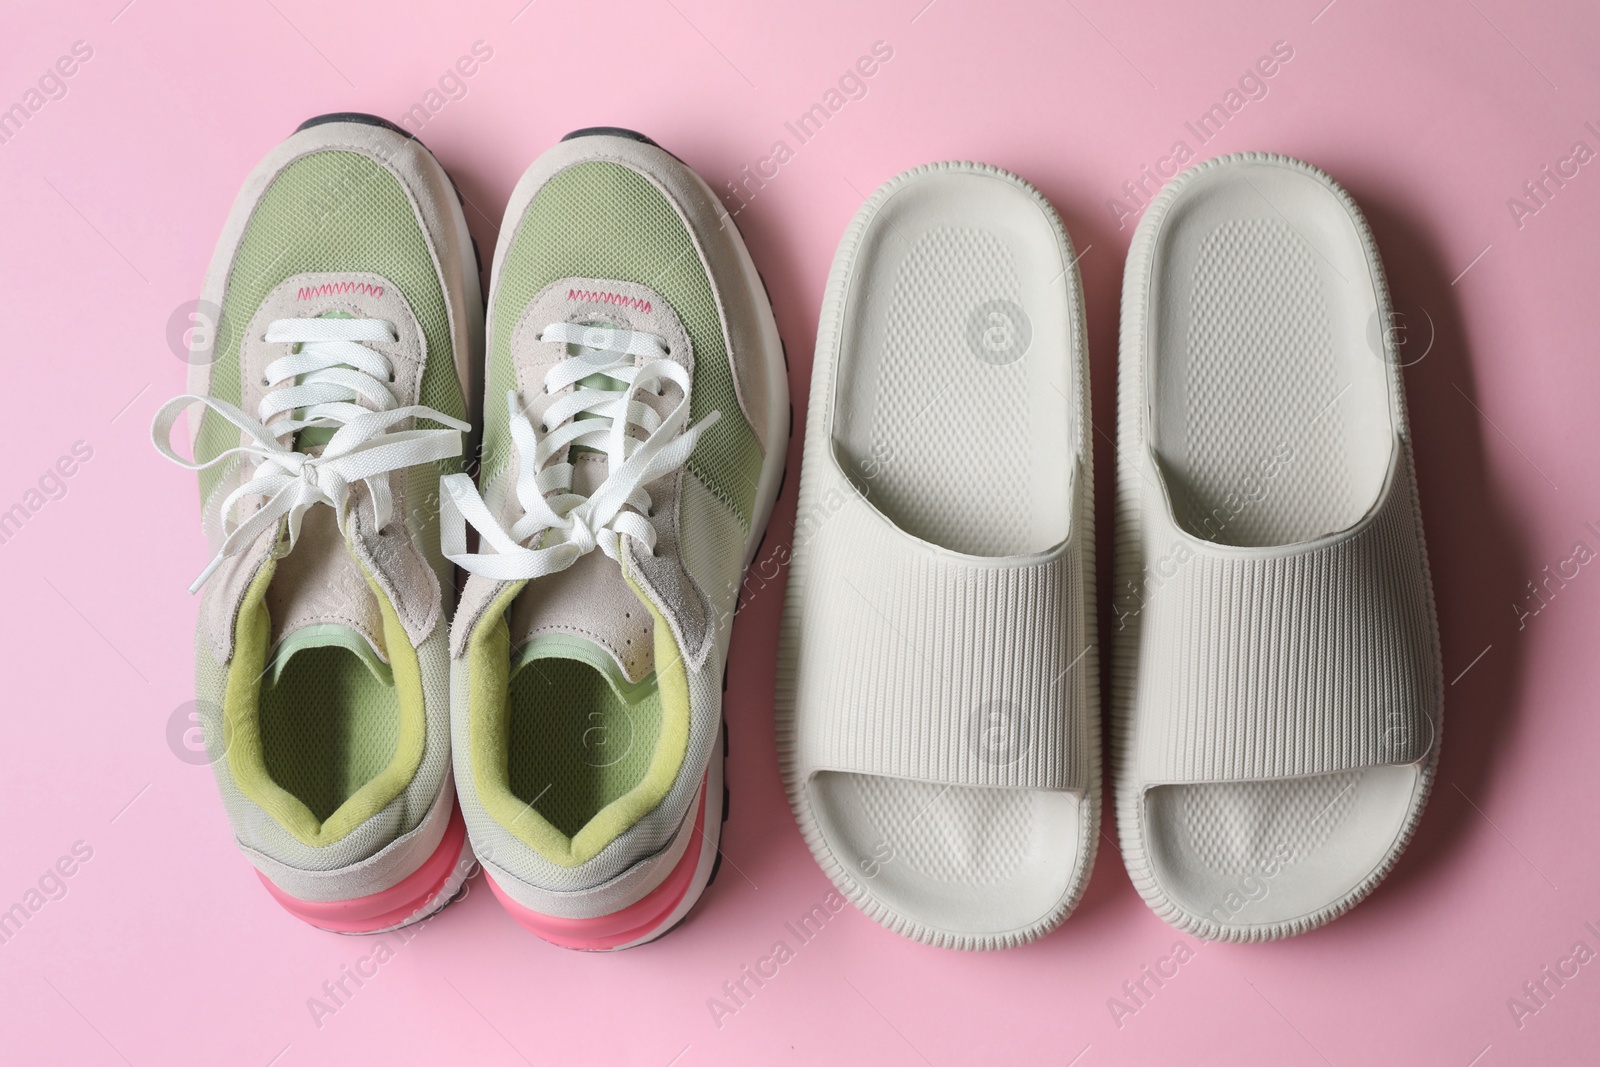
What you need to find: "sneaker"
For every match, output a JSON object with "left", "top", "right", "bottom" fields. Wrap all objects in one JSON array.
[
  {"left": 443, "top": 129, "right": 788, "bottom": 949},
  {"left": 151, "top": 114, "right": 482, "bottom": 932}
]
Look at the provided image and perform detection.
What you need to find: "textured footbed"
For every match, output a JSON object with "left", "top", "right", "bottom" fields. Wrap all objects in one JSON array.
[
  {"left": 1141, "top": 160, "right": 1419, "bottom": 930},
  {"left": 809, "top": 169, "right": 1084, "bottom": 938},
  {"left": 506, "top": 657, "right": 662, "bottom": 839},
  {"left": 261, "top": 647, "right": 400, "bottom": 823}
]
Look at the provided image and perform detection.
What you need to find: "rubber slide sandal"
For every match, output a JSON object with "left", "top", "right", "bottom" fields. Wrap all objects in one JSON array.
[
  {"left": 777, "top": 162, "right": 1098, "bottom": 950},
  {"left": 1113, "top": 152, "right": 1443, "bottom": 942}
]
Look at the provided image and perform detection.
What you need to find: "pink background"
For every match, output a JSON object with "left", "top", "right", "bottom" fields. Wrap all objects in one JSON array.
[{"left": 2, "top": 0, "right": 1597, "bottom": 1063}]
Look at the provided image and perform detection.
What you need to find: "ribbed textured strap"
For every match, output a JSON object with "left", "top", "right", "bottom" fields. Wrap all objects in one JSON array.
[
  {"left": 1134, "top": 447, "right": 1440, "bottom": 785},
  {"left": 791, "top": 464, "right": 1091, "bottom": 792}
]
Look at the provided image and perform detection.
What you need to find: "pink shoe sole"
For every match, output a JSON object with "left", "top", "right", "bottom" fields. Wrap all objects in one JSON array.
[
  {"left": 257, "top": 802, "right": 470, "bottom": 933},
  {"left": 485, "top": 778, "right": 710, "bottom": 951}
]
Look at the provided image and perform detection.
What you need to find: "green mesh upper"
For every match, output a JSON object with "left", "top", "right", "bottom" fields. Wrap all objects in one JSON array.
[
  {"left": 485, "top": 161, "right": 762, "bottom": 527},
  {"left": 196, "top": 150, "right": 467, "bottom": 505}
]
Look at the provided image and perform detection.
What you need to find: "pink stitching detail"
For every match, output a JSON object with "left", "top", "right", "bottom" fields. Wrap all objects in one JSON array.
[
  {"left": 297, "top": 281, "right": 384, "bottom": 300},
  {"left": 568, "top": 288, "right": 651, "bottom": 314}
]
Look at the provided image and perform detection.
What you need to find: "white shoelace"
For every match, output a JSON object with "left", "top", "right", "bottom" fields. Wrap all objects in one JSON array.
[
  {"left": 441, "top": 322, "right": 718, "bottom": 581},
  {"left": 152, "top": 317, "right": 469, "bottom": 593}
]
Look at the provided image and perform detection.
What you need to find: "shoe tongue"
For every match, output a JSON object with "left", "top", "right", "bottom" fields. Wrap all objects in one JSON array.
[
  {"left": 264, "top": 505, "right": 390, "bottom": 673},
  {"left": 268, "top": 624, "right": 393, "bottom": 688},
  {"left": 508, "top": 548, "right": 656, "bottom": 685},
  {"left": 502, "top": 295, "right": 682, "bottom": 685}
]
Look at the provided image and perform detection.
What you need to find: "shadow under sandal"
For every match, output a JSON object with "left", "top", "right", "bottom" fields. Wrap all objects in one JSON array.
[
  {"left": 777, "top": 162, "right": 1098, "bottom": 951},
  {"left": 1114, "top": 152, "right": 1444, "bottom": 942}
]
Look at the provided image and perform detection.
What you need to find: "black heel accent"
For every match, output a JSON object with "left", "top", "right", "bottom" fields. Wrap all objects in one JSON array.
[
  {"left": 562, "top": 125, "right": 659, "bottom": 146},
  {"left": 296, "top": 111, "right": 418, "bottom": 142}
]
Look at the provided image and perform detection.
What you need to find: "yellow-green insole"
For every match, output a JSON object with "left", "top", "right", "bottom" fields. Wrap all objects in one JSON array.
[
  {"left": 507, "top": 658, "right": 662, "bottom": 838},
  {"left": 260, "top": 647, "right": 400, "bottom": 822}
]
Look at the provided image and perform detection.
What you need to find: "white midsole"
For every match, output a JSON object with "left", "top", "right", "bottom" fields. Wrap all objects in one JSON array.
[{"left": 328, "top": 830, "right": 478, "bottom": 937}]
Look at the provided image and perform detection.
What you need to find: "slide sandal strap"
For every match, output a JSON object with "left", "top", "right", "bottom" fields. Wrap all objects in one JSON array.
[
  {"left": 789, "top": 458, "right": 1092, "bottom": 792},
  {"left": 1130, "top": 441, "right": 1440, "bottom": 787}
]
